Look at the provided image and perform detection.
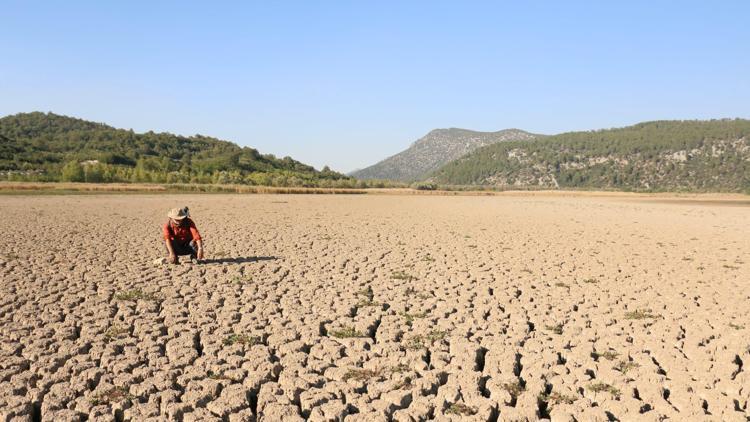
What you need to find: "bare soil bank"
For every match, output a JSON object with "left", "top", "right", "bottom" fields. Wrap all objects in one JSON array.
[
  {"left": 1, "top": 194, "right": 748, "bottom": 421},
  {"left": 2, "top": 181, "right": 749, "bottom": 203}
]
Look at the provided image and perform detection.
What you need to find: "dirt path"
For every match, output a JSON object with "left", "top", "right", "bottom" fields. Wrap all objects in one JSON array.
[{"left": 0, "top": 194, "right": 748, "bottom": 421}]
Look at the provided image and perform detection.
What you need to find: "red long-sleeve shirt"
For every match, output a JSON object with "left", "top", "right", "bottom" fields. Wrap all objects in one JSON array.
[{"left": 162, "top": 218, "right": 202, "bottom": 243}]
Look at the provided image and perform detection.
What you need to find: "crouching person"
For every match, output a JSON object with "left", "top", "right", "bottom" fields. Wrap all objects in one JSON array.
[{"left": 163, "top": 207, "right": 204, "bottom": 264}]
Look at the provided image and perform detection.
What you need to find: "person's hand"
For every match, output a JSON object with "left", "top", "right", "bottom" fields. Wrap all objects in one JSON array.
[
  {"left": 168, "top": 253, "right": 177, "bottom": 264},
  {"left": 197, "top": 248, "right": 204, "bottom": 260}
]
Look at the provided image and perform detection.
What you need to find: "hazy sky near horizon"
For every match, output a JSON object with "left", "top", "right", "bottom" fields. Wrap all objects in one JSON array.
[{"left": 2, "top": 1, "right": 749, "bottom": 172}]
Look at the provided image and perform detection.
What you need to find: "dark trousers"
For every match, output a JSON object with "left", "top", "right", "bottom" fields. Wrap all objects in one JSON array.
[{"left": 169, "top": 240, "right": 197, "bottom": 257}]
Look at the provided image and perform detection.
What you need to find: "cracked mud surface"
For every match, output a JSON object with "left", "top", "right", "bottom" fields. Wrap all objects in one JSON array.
[{"left": 1, "top": 194, "right": 749, "bottom": 421}]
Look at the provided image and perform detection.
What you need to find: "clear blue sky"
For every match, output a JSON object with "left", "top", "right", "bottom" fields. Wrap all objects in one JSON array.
[{"left": 2, "top": 1, "right": 749, "bottom": 172}]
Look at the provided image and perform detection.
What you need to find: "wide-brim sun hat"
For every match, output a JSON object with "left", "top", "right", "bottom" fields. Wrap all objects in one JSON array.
[{"left": 168, "top": 207, "right": 189, "bottom": 220}]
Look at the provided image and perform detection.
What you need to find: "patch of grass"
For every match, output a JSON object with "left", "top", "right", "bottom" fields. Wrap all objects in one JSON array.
[
  {"left": 587, "top": 382, "right": 621, "bottom": 398},
  {"left": 614, "top": 360, "right": 639, "bottom": 374},
  {"left": 624, "top": 309, "right": 658, "bottom": 320},
  {"left": 502, "top": 381, "right": 526, "bottom": 398},
  {"left": 89, "top": 386, "right": 133, "bottom": 406},
  {"left": 539, "top": 391, "right": 577, "bottom": 406},
  {"left": 425, "top": 329, "right": 447, "bottom": 342},
  {"left": 583, "top": 278, "right": 598, "bottom": 284},
  {"left": 555, "top": 282, "right": 570, "bottom": 289},
  {"left": 729, "top": 323, "right": 745, "bottom": 330},
  {"left": 404, "top": 286, "right": 431, "bottom": 299},
  {"left": 231, "top": 275, "right": 253, "bottom": 285},
  {"left": 222, "top": 333, "right": 261, "bottom": 346},
  {"left": 399, "top": 311, "right": 428, "bottom": 325},
  {"left": 356, "top": 287, "right": 379, "bottom": 307},
  {"left": 213, "top": 250, "right": 228, "bottom": 257},
  {"left": 592, "top": 350, "right": 619, "bottom": 361},
  {"left": 113, "top": 289, "right": 158, "bottom": 302},
  {"left": 422, "top": 255, "right": 436, "bottom": 262},
  {"left": 393, "top": 376, "right": 413, "bottom": 390},
  {"left": 404, "top": 329, "right": 448, "bottom": 351},
  {"left": 544, "top": 324, "right": 564, "bottom": 335},
  {"left": 521, "top": 268, "right": 533, "bottom": 274},
  {"left": 723, "top": 264, "right": 739, "bottom": 270},
  {"left": 446, "top": 403, "right": 477, "bottom": 416},
  {"left": 103, "top": 325, "right": 129, "bottom": 342},
  {"left": 207, "top": 370, "right": 232, "bottom": 381},
  {"left": 391, "top": 270, "right": 416, "bottom": 280},
  {"left": 356, "top": 298, "right": 379, "bottom": 307},
  {"left": 404, "top": 335, "right": 426, "bottom": 350},
  {"left": 357, "top": 286, "right": 374, "bottom": 299},
  {"left": 329, "top": 326, "right": 367, "bottom": 339},
  {"left": 391, "top": 363, "right": 410, "bottom": 373},
  {"left": 343, "top": 368, "right": 381, "bottom": 382},
  {"left": 467, "top": 244, "right": 478, "bottom": 248},
  {"left": 682, "top": 256, "right": 693, "bottom": 261}
]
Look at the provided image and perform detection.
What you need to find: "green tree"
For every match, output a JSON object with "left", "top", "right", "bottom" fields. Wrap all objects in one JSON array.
[
  {"left": 61, "top": 161, "right": 84, "bottom": 182},
  {"left": 84, "top": 163, "right": 104, "bottom": 182}
]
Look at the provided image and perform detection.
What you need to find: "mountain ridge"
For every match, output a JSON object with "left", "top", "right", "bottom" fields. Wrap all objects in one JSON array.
[{"left": 351, "top": 127, "right": 538, "bottom": 181}]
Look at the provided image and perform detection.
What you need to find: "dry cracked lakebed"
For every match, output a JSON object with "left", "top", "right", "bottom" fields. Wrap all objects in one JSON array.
[{"left": 0, "top": 194, "right": 749, "bottom": 421}]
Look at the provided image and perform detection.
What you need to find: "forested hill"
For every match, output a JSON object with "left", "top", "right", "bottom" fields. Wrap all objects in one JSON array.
[
  {"left": 0, "top": 112, "right": 349, "bottom": 186},
  {"left": 430, "top": 119, "right": 750, "bottom": 192}
]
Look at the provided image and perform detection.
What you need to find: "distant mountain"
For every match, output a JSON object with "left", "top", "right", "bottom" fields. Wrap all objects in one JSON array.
[
  {"left": 0, "top": 112, "right": 349, "bottom": 186},
  {"left": 351, "top": 128, "right": 537, "bottom": 181},
  {"left": 430, "top": 119, "right": 750, "bottom": 192}
]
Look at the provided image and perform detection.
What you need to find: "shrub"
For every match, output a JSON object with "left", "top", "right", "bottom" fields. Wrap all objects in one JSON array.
[{"left": 411, "top": 182, "right": 438, "bottom": 191}]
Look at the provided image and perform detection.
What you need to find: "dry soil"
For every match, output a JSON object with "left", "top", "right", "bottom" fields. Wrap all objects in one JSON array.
[{"left": 0, "top": 194, "right": 748, "bottom": 421}]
